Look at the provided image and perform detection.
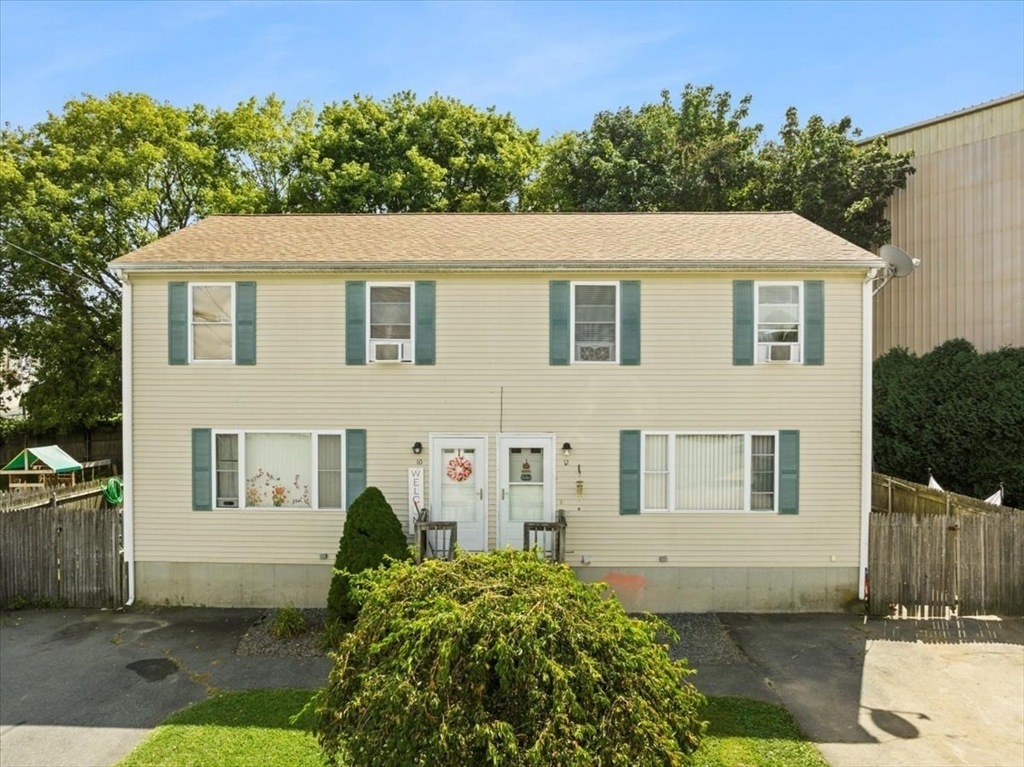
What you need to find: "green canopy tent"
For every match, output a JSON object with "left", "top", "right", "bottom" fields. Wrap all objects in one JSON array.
[{"left": 1, "top": 445, "right": 84, "bottom": 490}]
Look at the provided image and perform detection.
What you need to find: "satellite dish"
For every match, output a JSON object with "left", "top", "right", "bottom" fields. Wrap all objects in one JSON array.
[
  {"left": 880, "top": 245, "right": 919, "bottom": 278},
  {"left": 873, "top": 245, "right": 920, "bottom": 296}
]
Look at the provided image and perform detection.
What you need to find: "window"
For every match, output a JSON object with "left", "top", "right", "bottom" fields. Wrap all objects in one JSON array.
[
  {"left": 368, "top": 283, "right": 413, "bottom": 362},
  {"left": 190, "top": 283, "right": 234, "bottom": 362},
  {"left": 756, "top": 282, "right": 802, "bottom": 363},
  {"left": 641, "top": 432, "right": 777, "bottom": 512},
  {"left": 212, "top": 430, "right": 345, "bottom": 509},
  {"left": 572, "top": 282, "right": 618, "bottom": 362}
]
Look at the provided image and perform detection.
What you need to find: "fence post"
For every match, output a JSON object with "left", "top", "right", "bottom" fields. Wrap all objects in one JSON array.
[{"left": 887, "top": 476, "right": 893, "bottom": 514}]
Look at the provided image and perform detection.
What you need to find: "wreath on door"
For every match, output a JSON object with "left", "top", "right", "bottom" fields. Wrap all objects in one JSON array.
[{"left": 446, "top": 454, "right": 473, "bottom": 482}]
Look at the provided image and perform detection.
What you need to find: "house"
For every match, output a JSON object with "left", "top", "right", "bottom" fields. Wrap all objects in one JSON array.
[
  {"left": 109, "top": 212, "right": 878, "bottom": 612},
  {"left": 863, "top": 92, "right": 1023, "bottom": 357}
]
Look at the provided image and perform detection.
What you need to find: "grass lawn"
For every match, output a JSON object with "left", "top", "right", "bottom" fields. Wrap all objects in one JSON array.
[{"left": 118, "top": 689, "right": 827, "bottom": 767}]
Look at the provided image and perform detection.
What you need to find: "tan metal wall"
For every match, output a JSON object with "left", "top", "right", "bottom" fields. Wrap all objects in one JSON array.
[{"left": 873, "top": 94, "right": 1024, "bottom": 356}]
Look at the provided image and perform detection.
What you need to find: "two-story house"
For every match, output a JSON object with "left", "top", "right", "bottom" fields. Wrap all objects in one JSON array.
[{"left": 110, "top": 212, "right": 879, "bottom": 612}]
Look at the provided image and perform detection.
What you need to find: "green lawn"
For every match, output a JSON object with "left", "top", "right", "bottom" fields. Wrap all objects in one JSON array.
[{"left": 118, "top": 689, "right": 827, "bottom": 767}]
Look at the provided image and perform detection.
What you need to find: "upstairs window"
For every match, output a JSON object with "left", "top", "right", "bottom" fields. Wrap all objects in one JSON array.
[
  {"left": 368, "top": 283, "right": 413, "bottom": 363},
  {"left": 756, "top": 283, "right": 802, "bottom": 363},
  {"left": 190, "top": 284, "right": 234, "bottom": 362},
  {"left": 572, "top": 283, "right": 618, "bottom": 363}
]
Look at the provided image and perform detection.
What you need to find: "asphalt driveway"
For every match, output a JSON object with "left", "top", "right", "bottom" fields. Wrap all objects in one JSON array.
[{"left": 1, "top": 608, "right": 1021, "bottom": 767}]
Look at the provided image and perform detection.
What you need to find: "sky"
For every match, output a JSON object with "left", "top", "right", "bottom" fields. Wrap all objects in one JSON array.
[{"left": 1, "top": 0, "right": 1022, "bottom": 140}]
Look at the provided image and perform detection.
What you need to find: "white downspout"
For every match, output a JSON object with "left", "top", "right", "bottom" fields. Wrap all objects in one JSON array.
[
  {"left": 119, "top": 270, "right": 135, "bottom": 607},
  {"left": 859, "top": 269, "right": 877, "bottom": 601}
]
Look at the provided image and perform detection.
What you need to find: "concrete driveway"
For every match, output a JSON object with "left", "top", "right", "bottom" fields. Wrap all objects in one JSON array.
[
  {"left": 698, "top": 614, "right": 1024, "bottom": 767},
  {"left": 0, "top": 608, "right": 330, "bottom": 767},
  {"left": 1, "top": 608, "right": 1021, "bottom": 767}
]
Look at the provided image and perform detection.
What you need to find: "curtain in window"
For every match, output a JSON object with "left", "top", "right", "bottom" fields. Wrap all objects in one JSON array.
[
  {"left": 192, "top": 285, "right": 233, "bottom": 359},
  {"left": 245, "top": 433, "right": 312, "bottom": 508},
  {"left": 370, "top": 286, "right": 411, "bottom": 340},
  {"left": 644, "top": 435, "right": 669, "bottom": 510},
  {"left": 575, "top": 285, "right": 616, "bottom": 361},
  {"left": 318, "top": 434, "right": 343, "bottom": 508},
  {"left": 675, "top": 435, "right": 744, "bottom": 510}
]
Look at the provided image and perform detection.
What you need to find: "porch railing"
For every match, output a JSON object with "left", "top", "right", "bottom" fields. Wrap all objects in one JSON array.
[{"left": 524, "top": 509, "right": 567, "bottom": 563}]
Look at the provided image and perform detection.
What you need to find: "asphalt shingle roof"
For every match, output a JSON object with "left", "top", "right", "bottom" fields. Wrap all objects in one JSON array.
[{"left": 110, "top": 212, "right": 881, "bottom": 271}]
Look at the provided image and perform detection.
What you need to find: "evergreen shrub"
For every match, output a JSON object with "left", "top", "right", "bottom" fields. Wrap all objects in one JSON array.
[
  {"left": 315, "top": 549, "right": 707, "bottom": 766},
  {"left": 326, "top": 486, "right": 410, "bottom": 622}
]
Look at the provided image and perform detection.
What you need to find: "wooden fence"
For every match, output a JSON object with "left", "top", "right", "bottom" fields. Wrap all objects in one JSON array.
[
  {"left": 0, "top": 488, "right": 124, "bottom": 608},
  {"left": 869, "top": 473, "right": 1024, "bottom": 616},
  {"left": 0, "top": 426, "right": 123, "bottom": 467}
]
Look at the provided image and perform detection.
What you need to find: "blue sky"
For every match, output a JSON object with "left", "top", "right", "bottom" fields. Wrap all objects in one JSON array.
[{"left": 1, "top": 0, "right": 1022, "bottom": 139}]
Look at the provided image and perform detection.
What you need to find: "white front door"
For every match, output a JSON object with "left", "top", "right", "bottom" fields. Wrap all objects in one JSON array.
[
  {"left": 498, "top": 435, "right": 555, "bottom": 550},
  {"left": 431, "top": 436, "right": 487, "bottom": 552}
]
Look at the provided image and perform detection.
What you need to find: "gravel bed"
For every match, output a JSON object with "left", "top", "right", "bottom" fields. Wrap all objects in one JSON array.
[
  {"left": 237, "top": 608, "right": 749, "bottom": 667},
  {"left": 236, "top": 608, "right": 330, "bottom": 657}
]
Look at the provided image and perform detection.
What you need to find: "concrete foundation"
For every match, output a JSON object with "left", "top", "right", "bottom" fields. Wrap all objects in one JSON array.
[{"left": 136, "top": 560, "right": 859, "bottom": 612}]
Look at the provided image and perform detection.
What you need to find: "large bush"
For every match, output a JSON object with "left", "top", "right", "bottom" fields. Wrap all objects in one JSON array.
[
  {"left": 874, "top": 339, "right": 1024, "bottom": 507},
  {"left": 315, "top": 549, "right": 706, "bottom": 766},
  {"left": 326, "top": 486, "right": 409, "bottom": 622}
]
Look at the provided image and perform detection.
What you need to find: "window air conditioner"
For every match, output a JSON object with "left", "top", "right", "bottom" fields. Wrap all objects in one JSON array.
[
  {"left": 762, "top": 343, "right": 794, "bottom": 362},
  {"left": 217, "top": 497, "right": 238, "bottom": 508},
  {"left": 371, "top": 340, "right": 412, "bottom": 362}
]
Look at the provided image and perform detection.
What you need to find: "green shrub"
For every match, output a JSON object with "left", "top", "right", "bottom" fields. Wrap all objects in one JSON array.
[
  {"left": 315, "top": 549, "right": 707, "bottom": 767},
  {"left": 326, "top": 486, "right": 410, "bottom": 622},
  {"left": 874, "top": 340, "right": 1024, "bottom": 507},
  {"left": 317, "top": 617, "right": 350, "bottom": 652},
  {"left": 270, "top": 605, "right": 307, "bottom": 640}
]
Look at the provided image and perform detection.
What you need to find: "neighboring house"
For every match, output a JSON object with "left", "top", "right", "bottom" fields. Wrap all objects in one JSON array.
[
  {"left": 865, "top": 92, "right": 1023, "bottom": 357},
  {"left": 109, "top": 213, "right": 879, "bottom": 612}
]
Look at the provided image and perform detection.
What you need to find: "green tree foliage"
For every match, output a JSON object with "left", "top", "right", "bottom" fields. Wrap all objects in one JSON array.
[
  {"left": 749, "top": 109, "right": 915, "bottom": 249},
  {"left": 527, "top": 85, "right": 760, "bottom": 213},
  {"left": 290, "top": 92, "right": 542, "bottom": 213},
  {"left": 529, "top": 84, "right": 914, "bottom": 250},
  {"left": 316, "top": 549, "right": 706, "bottom": 766},
  {"left": 874, "top": 340, "right": 1024, "bottom": 507},
  {"left": 326, "top": 486, "right": 410, "bottom": 622}
]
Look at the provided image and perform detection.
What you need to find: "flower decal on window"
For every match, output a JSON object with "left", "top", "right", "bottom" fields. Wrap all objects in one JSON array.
[{"left": 446, "top": 455, "right": 473, "bottom": 483}]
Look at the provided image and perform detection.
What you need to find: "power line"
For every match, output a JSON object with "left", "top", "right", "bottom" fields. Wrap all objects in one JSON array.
[{"left": 0, "top": 236, "right": 120, "bottom": 293}]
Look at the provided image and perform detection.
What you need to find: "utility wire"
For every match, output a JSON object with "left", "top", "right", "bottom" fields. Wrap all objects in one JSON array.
[{"left": 0, "top": 235, "right": 120, "bottom": 293}]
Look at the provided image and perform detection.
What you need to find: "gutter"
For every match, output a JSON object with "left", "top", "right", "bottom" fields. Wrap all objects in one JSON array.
[
  {"left": 115, "top": 268, "right": 135, "bottom": 608},
  {"left": 111, "top": 258, "right": 885, "bottom": 274},
  {"left": 859, "top": 268, "right": 877, "bottom": 601}
]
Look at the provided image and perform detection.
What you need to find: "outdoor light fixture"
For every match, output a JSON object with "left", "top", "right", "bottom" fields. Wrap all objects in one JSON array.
[
  {"left": 562, "top": 442, "right": 572, "bottom": 456},
  {"left": 412, "top": 442, "right": 423, "bottom": 455}
]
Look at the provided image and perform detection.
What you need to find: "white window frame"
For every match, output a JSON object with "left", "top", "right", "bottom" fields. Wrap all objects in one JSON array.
[
  {"left": 188, "top": 282, "right": 235, "bottom": 364},
  {"left": 754, "top": 281, "right": 803, "bottom": 365},
  {"left": 211, "top": 429, "right": 346, "bottom": 510},
  {"left": 640, "top": 430, "right": 779, "bottom": 513},
  {"left": 570, "top": 281, "right": 619, "bottom": 364},
  {"left": 366, "top": 282, "right": 415, "bottom": 363}
]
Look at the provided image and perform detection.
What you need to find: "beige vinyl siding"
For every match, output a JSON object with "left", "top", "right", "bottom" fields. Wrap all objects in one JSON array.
[
  {"left": 130, "top": 270, "right": 866, "bottom": 570},
  {"left": 874, "top": 95, "right": 1023, "bottom": 356}
]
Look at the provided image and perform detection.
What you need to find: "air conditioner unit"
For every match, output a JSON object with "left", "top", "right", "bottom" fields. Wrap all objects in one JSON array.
[
  {"left": 217, "top": 497, "right": 238, "bottom": 508},
  {"left": 761, "top": 343, "right": 795, "bottom": 362},
  {"left": 371, "top": 340, "right": 412, "bottom": 362},
  {"left": 576, "top": 343, "right": 613, "bottom": 362}
]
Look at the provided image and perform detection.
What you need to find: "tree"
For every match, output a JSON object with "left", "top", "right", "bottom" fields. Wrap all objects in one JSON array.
[
  {"left": 290, "top": 92, "right": 542, "bottom": 213},
  {"left": 316, "top": 549, "right": 706, "bottom": 766},
  {"left": 326, "top": 486, "right": 410, "bottom": 622},
  {"left": 526, "top": 85, "right": 761, "bottom": 212},
  {"left": 749, "top": 108, "right": 915, "bottom": 249},
  {"left": 0, "top": 93, "right": 240, "bottom": 430}
]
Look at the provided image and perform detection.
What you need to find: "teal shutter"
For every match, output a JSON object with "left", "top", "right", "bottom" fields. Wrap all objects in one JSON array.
[
  {"left": 733, "top": 280, "right": 754, "bottom": 366},
  {"left": 620, "top": 280, "right": 641, "bottom": 366},
  {"left": 345, "top": 429, "right": 367, "bottom": 508},
  {"left": 549, "top": 281, "right": 570, "bottom": 365},
  {"left": 235, "top": 281, "right": 256, "bottom": 365},
  {"left": 168, "top": 282, "right": 188, "bottom": 365},
  {"left": 803, "top": 281, "right": 824, "bottom": 365},
  {"left": 415, "top": 281, "right": 436, "bottom": 365},
  {"left": 619, "top": 430, "right": 641, "bottom": 514},
  {"left": 346, "top": 281, "right": 366, "bottom": 365},
  {"left": 192, "top": 428, "right": 212, "bottom": 511},
  {"left": 778, "top": 430, "right": 800, "bottom": 514}
]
